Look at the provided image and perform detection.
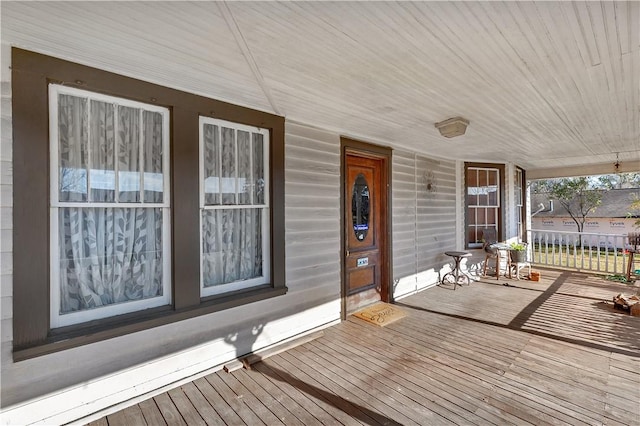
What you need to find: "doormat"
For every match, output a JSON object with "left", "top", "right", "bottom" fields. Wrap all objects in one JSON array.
[{"left": 353, "top": 302, "right": 406, "bottom": 327}]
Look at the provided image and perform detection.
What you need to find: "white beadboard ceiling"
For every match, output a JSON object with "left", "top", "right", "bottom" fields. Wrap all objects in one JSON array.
[{"left": 2, "top": 1, "right": 639, "bottom": 175}]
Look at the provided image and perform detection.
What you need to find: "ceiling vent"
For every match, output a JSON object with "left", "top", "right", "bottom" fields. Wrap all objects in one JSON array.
[{"left": 435, "top": 117, "right": 469, "bottom": 138}]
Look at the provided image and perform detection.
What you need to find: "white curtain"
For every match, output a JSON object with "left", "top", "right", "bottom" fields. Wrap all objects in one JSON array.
[
  {"left": 201, "top": 123, "right": 265, "bottom": 288},
  {"left": 57, "top": 94, "right": 164, "bottom": 315},
  {"left": 202, "top": 209, "right": 262, "bottom": 287},
  {"left": 59, "top": 208, "right": 163, "bottom": 313}
]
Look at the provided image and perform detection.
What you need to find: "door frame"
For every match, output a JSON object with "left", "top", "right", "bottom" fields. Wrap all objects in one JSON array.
[{"left": 340, "top": 137, "right": 392, "bottom": 320}]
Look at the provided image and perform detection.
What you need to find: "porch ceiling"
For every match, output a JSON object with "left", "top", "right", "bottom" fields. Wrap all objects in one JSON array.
[{"left": 2, "top": 1, "right": 639, "bottom": 173}]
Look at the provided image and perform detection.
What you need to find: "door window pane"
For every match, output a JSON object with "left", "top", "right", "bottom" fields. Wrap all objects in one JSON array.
[{"left": 352, "top": 174, "right": 370, "bottom": 241}]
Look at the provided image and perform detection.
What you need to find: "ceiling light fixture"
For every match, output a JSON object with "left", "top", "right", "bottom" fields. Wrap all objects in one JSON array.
[{"left": 434, "top": 116, "right": 469, "bottom": 138}]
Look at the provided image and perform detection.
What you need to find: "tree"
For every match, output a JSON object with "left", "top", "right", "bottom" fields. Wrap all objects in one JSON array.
[
  {"left": 533, "top": 177, "right": 603, "bottom": 234},
  {"left": 630, "top": 195, "right": 640, "bottom": 230},
  {"left": 596, "top": 173, "right": 640, "bottom": 190}
]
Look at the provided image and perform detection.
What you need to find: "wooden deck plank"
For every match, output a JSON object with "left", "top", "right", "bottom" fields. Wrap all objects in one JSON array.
[
  {"left": 264, "top": 353, "right": 373, "bottom": 426},
  {"left": 167, "top": 387, "right": 206, "bottom": 426},
  {"left": 308, "top": 336, "right": 496, "bottom": 425},
  {"left": 92, "top": 270, "right": 640, "bottom": 426},
  {"left": 180, "top": 382, "right": 224, "bottom": 425},
  {"left": 251, "top": 360, "right": 352, "bottom": 426},
  {"left": 339, "top": 316, "right": 603, "bottom": 425},
  {"left": 391, "top": 313, "right": 522, "bottom": 370},
  {"left": 192, "top": 377, "right": 245, "bottom": 425},
  {"left": 323, "top": 324, "right": 529, "bottom": 425},
  {"left": 233, "top": 368, "right": 308, "bottom": 426},
  {"left": 138, "top": 398, "right": 167, "bottom": 426},
  {"left": 334, "top": 320, "right": 575, "bottom": 426},
  {"left": 283, "top": 346, "right": 420, "bottom": 425},
  {"left": 303, "top": 339, "right": 457, "bottom": 425},
  {"left": 120, "top": 405, "right": 147, "bottom": 426},
  {"left": 86, "top": 417, "right": 108, "bottom": 426},
  {"left": 153, "top": 393, "right": 187, "bottom": 426},
  {"left": 204, "top": 373, "right": 264, "bottom": 425},
  {"left": 218, "top": 370, "right": 285, "bottom": 425},
  {"left": 105, "top": 409, "right": 128, "bottom": 426},
  {"left": 511, "top": 351, "right": 640, "bottom": 420}
]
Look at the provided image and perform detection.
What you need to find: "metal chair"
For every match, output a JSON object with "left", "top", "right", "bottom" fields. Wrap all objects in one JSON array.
[{"left": 481, "top": 228, "right": 504, "bottom": 279}]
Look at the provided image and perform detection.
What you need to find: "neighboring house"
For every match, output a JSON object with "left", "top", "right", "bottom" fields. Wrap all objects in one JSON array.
[
  {"left": 0, "top": 2, "right": 637, "bottom": 425},
  {"left": 531, "top": 189, "right": 640, "bottom": 248}
]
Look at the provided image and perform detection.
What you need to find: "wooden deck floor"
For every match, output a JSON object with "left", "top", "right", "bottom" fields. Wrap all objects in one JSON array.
[{"left": 89, "top": 269, "right": 640, "bottom": 425}]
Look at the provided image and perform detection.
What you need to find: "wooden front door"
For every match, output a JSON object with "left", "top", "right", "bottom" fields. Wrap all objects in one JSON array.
[{"left": 344, "top": 151, "right": 389, "bottom": 313}]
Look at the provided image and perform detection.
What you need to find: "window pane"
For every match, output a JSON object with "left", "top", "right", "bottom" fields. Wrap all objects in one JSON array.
[
  {"left": 488, "top": 187, "right": 498, "bottom": 206},
  {"left": 203, "top": 124, "right": 220, "bottom": 205},
  {"left": 478, "top": 170, "right": 487, "bottom": 187},
  {"left": 487, "top": 208, "right": 497, "bottom": 224},
  {"left": 467, "top": 207, "right": 476, "bottom": 226},
  {"left": 59, "top": 94, "right": 88, "bottom": 202},
  {"left": 488, "top": 170, "right": 498, "bottom": 186},
  {"left": 478, "top": 189, "right": 489, "bottom": 206},
  {"left": 143, "top": 111, "right": 164, "bottom": 203},
  {"left": 467, "top": 227, "right": 477, "bottom": 245},
  {"left": 202, "top": 208, "right": 262, "bottom": 287},
  {"left": 118, "top": 106, "right": 141, "bottom": 202},
  {"left": 253, "top": 133, "right": 265, "bottom": 204},
  {"left": 466, "top": 190, "right": 477, "bottom": 207},
  {"left": 89, "top": 100, "right": 115, "bottom": 202},
  {"left": 237, "top": 130, "right": 251, "bottom": 205},
  {"left": 466, "top": 168, "right": 477, "bottom": 188},
  {"left": 221, "top": 127, "right": 236, "bottom": 205},
  {"left": 477, "top": 208, "right": 486, "bottom": 225},
  {"left": 58, "top": 207, "right": 164, "bottom": 315}
]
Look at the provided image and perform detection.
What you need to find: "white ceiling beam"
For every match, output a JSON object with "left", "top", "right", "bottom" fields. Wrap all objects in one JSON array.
[
  {"left": 527, "top": 160, "right": 640, "bottom": 180},
  {"left": 218, "top": 1, "right": 281, "bottom": 115}
]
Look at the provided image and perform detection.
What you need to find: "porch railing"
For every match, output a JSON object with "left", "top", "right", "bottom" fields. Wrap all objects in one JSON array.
[{"left": 530, "top": 229, "right": 631, "bottom": 275}]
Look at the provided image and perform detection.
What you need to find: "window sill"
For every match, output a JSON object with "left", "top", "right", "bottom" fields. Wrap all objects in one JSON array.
[{"left": 13, "top": 285, "right": 287, "bottom": 362}]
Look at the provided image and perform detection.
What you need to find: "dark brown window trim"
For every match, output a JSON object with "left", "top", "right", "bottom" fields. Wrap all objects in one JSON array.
[
  {"left": 12, "top": 48, "right": 286, "bottom": 360},
  {"left": 464, "top": 162, "right": 506, "bottom": 247}
]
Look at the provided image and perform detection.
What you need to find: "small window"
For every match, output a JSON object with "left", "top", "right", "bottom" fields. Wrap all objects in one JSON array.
[
  {"left": 49, "top": 85, "right": 171, "bottom": 328},
  {"left": 199, "top": 117, "right": 270, "bottom": 297}
]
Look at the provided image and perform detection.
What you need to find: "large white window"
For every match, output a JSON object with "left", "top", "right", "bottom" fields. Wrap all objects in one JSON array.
[
  {"left": 199, "top": 117, "right": 270, "bottom": 297},
  {"left": 49, "top": 85, "right": 171, "bottom": 328}
]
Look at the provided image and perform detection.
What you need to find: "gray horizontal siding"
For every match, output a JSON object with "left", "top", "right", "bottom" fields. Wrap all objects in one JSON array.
[
  {"left": 284, "top": 122, "right": 341, "bottom": 296},
  {"left": 392, "top": 151, "right": 457, "bottom": 298}
]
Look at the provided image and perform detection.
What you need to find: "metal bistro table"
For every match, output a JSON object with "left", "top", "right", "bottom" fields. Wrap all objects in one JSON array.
[{"left": 441, "top": 251, "right": 472, "bottom": 290}]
